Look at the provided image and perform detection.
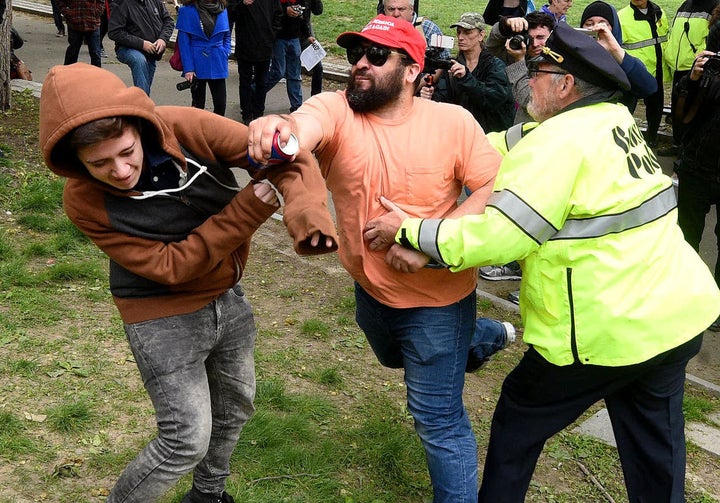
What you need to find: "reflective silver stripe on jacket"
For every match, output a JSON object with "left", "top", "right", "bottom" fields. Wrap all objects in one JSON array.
[
  {"left": 487, "top": 190, "right": 559, "bottom": 245},
  {"left": 488, "top": 185, "right": 675, "bottom": 244},
  {"left": 622, "top": 35, "right": 668, "bottom": 50},
  {"left": 417, "top": 185, "right": 675, "bottom": 262},
  {"left": 677, "top": 11, "right": 713, "bottom": 20},
  {"left": 416, "top": 219, "right": 448, "bottom": 266},
  {"left": 551, "top": 185, "right": 676, "bottom": 240},
  {"left": 505, "top": 123, "right": 526, "bottom": 151}
]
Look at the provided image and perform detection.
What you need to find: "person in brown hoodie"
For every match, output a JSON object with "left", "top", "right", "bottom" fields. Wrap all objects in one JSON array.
[{"left": 39, "top": 62, "right": 337, "bottom": 503}]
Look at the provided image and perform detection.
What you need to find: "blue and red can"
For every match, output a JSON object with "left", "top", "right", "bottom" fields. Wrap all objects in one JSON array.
[{"left": 248, "top": 131, "right": 299, "bottom": 169}]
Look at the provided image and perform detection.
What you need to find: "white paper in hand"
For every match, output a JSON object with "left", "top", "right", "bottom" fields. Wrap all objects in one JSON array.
[{"left": 301, "top": 42, "right": 327, "bottom": 71}]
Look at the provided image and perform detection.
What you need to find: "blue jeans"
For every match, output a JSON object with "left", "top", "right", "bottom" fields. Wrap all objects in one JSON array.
[
  {"left": 64, "top": 27, "right": 102, "bottom": 67},
  {"left": 116, "top": 45, "right": 157, "bottom": 96},
  {"left": 266, "top": 37, "right": 303, "bottom": 111},
  {"left": 354, "top": 284, "right": 478, "bottom": 503},
  {"left": 107, "top": 285, "right": 256, "bottom": 502},
  {"left": 470, "top": 317, "right": 507, "bottom": 361}
]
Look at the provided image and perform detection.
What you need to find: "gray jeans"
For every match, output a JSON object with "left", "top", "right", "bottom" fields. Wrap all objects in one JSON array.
[{"left": 107, "top": 284, "right": 256, "bottom": 502}]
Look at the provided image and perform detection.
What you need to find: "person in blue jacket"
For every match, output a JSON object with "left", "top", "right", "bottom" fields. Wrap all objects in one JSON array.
[{"left": 176, "top": 0, "right": 232, "bottom": 116}]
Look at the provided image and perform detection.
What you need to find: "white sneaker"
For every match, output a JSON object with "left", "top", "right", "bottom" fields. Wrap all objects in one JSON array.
[
  {"left": 479, "top": 263, "right": 522, "bottom": 281},
  {"left": 501, "top": 322, "right": 516, "bottom": 346}
]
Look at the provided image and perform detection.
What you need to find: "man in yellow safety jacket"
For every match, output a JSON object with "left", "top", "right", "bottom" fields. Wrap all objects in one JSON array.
[
  {"left": 364, "top": 23, "right": 720, "bottom": 503},
  {"left": 618, "top": 0, "right": 669, "bottom": 146},
  {"left": 661, "top": 0, "right": 718, "bottom": 152}
]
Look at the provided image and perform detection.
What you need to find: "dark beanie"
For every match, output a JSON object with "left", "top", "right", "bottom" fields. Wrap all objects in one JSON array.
[
  {"left": 580, "top": 0, "right": 614, "bottom": 26},
  {"left": 536, "top": 23, "right": 630, "bottom": 91}
]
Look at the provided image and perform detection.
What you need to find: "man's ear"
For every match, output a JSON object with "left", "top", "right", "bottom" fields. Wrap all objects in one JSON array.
[
  {"left": 405, "top": 63, "right": 422, "bottom": 83},
  {"left": 558, "top": 73, "right": 575, "bottom": 97}
]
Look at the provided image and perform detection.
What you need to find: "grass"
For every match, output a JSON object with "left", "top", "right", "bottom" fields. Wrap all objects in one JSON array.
[{"left": 47, "top": 400, "right": 94, "bottom": 433}]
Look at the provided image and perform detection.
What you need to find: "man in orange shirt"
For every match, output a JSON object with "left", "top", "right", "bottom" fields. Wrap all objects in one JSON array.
[{"left": 249, "top": 15, "right": 502, "bottom": 502}]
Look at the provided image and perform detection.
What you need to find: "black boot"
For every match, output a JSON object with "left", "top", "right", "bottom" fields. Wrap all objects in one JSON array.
[{"left": 181, "top": 486, "right": 235, "bottom": 503}]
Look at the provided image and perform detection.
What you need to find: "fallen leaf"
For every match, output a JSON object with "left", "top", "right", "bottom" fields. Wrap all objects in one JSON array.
[{"left": 24, "top": 412, "right": 47, "bottom": 422}]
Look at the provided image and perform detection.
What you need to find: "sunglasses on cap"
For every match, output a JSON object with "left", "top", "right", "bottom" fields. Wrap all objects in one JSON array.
[{"left": 346, "top": 44, "right": 408, "bottom": 66}]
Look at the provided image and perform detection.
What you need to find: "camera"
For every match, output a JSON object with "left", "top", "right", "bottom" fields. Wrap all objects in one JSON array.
[
  {"left": 704, "top": 53, "right": 720, "bottom": 78},
  {"left": 508, "top": 33, "right": 530, "bottom": 51},
  {"left": 423, "top": 34, "right": 455, "bottom": 73},
  {"left": 176, "top": 79, "right": 193, "bottom": 91},
  {"left": 424, "top": 46, "right": 454, "bottom": 72},
  {"left": 699, "top": 52, "right": 720, "bottom": 88}
]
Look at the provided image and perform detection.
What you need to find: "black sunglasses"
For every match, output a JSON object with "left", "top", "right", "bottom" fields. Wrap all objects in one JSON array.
[{"left": 346, "top": 45, "right": 407, "bottom": 66}]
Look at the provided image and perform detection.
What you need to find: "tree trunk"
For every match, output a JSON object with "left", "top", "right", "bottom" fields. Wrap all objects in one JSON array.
[{"left": 0, "top": 0, "right": 12, "bottom": 111}]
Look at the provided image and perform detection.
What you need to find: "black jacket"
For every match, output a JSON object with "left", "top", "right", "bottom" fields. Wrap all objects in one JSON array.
[
  {"left": 433, "top": 51, "right": 516, "bottom": 133},
  {"left": 677, "top": 69, "right": 720, "bottom": 180},
  {"left": 108, "top": 0, "right": 174, "bottom": 55},
  {"left": 483, "top": 0, "right": 530, "bottom": 25},
  {"left": 302, "top": 0, "right": 322, "bottom": 34},
  {"left": 233, "top": 0, "right": 283, "bottom": 61},
  {"left": 276, "top": 0, "right": 310, "bottom": 40}
]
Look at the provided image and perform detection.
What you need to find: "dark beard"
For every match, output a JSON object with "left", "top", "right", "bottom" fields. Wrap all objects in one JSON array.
[{"left": 346, "top": 65, "right": 405, "bottom": 112}]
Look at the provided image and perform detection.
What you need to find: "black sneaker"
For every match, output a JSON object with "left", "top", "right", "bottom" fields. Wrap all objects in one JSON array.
[
  {"left": 507, "top": 290, "right": 520, "bottom": 305},
  {"left": 479, "top": 262, "right": 522, "bottom": 281},
  {"left": 181, "top": 486, "right": 235, "bottom": 503}
]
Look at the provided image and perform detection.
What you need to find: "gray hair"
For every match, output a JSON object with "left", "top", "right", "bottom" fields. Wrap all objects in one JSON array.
[{"left": 549, "top": 71, "right": 608, "bottom": 97}]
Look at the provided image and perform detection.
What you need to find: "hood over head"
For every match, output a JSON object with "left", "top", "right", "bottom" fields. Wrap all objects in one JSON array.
[
  {"left": 535, "top": 22, "right": 630, "bottom": 91},
  {"left": 580, "top": 0, "right": 623, "bottom": 44},
  {"left": 40, "top": 63, "right": 182, "bottom": 180}
]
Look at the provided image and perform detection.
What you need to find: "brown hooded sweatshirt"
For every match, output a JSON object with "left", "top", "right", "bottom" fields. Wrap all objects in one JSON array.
[{"left": 39, "top": 63, "right": 337, "bottom": 323}]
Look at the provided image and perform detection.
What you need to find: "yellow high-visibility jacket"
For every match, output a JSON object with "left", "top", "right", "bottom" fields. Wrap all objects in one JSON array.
[
  {"left": 663, "top": 0, "right": 714, "bottom": 80},
  {"left": 618, "top": 2, "right": 669, "bottom": 78},
  {"left": 397, "top": 102, "right": 720, "bottom": 366}
]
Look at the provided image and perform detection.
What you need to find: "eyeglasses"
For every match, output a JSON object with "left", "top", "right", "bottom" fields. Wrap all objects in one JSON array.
[
  {"left": 527, "top": 68, "right": 568, "bottom": 78},
  {"left": 346, "top": 45, "right": 408, "bottom": 66}
]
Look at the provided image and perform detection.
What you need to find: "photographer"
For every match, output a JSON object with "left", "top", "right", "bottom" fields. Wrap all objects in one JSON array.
[
  {"left": 422, "top": 12, "right": 515, "bottom": 133},
  {"left": 675, "top": 12, "right": 720, "bottom": 330},
  {"left": 485, "top": 11, "right": 555, "bottom": 123},
  {"left": 384, "top": 0, "right": 450, "bottom": 85},
  {"left": 265, "top": 0, "right": 310, "bottom": 112},
  {"left": 580, "top": 1, "right": 657, "bottom": 113}
]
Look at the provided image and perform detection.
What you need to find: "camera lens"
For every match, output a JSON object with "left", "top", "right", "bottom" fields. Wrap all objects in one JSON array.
[{"left": 508, "top": 34, "right": 528, "bottom": 51}]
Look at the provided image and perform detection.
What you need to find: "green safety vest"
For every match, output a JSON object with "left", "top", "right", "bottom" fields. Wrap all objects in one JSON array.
[
  {"left": 397, "top": 103, "right": 720, "bottom": 366},
  {"left": 664, "top": 5, "right": 712, "bottom": 77},
  {"left": 618, "top": 4, "right": 669, "bottom": 78}
]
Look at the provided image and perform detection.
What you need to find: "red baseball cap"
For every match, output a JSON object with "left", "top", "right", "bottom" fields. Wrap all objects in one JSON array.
[{"left": 336, "top": 15, "right": 427, "bottom": 71}]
